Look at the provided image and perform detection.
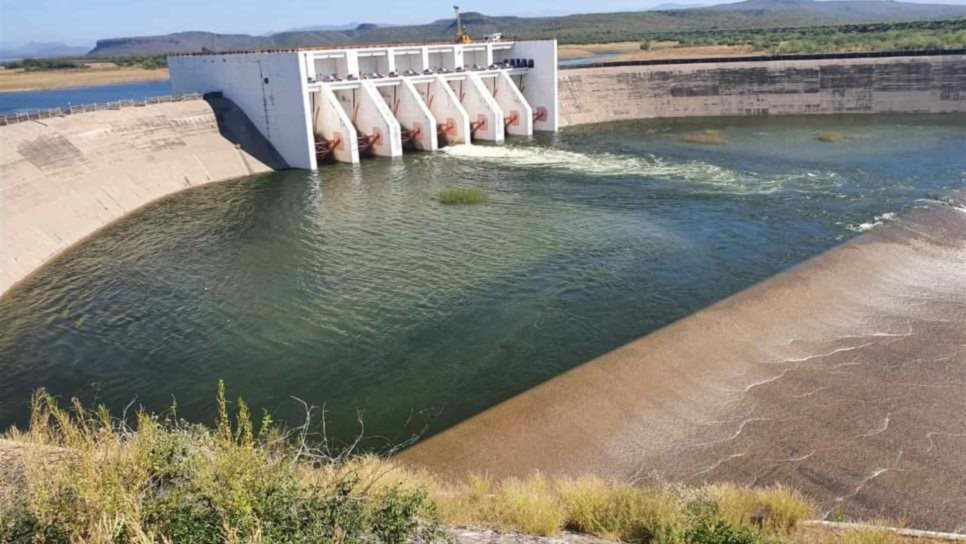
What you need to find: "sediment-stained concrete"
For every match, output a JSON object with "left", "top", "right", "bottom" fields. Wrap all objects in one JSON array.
[
  {"left": 0, "top": 98, "right": 285, "bottom": 295},
  {"left": 559, "top": 55, "right": 966, "bottom": 126},
  {"left": 401, "top": 201, "right": 966, "bottom": 532}
]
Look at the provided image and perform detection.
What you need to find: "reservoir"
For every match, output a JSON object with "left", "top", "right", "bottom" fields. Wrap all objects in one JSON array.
[
  {"left": 1, "top": 113, "right": 964, "bottom": 446},
  {"left": 0, "top": 80, "right": 172, "bottom": 114}
]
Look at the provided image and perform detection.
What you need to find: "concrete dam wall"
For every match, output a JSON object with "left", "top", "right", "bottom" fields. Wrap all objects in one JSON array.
[
  {"left": 559, "top": 54, "right": 966, "bottom": 126},
  {"left": 3, "top": 53, "right": 964, "bottom": 296},
  {"left": 0, "top": 98, "right": 286, "bottom": 295}
]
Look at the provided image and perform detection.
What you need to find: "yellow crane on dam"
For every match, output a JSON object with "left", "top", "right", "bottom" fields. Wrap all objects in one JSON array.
[{"left": 454, "top": 6, "right": 473, "bottom": 43}]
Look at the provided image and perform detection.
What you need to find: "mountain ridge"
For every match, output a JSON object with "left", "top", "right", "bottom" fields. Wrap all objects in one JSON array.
[{"left": 87, "top": 0, "right": 966, "bottom": 57}]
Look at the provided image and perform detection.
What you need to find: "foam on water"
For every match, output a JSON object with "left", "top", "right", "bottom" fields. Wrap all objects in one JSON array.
[
  {"left": 440, "top": 144, "right": 840, "bottom": 195},
  {"left": 849, "top": 212, "right": 897, "bottom": 233}
]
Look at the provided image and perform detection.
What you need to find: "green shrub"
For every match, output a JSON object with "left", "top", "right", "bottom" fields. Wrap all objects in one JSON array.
[
  {"left": 685, "top": 502, "right": 762, "bottom": 544},
  {"left": 0, "top": 384, "right": 441, "bottom": 543}
]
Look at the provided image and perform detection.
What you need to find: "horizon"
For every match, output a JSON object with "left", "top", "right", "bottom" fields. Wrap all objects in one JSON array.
[{"left": 2, "top": 0, "right": 966, "bottom": 49}]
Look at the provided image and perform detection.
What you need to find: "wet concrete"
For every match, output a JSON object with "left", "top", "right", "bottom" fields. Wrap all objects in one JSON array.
[{"left": 401, "top": 200, "right": 966, "bottom": 532}]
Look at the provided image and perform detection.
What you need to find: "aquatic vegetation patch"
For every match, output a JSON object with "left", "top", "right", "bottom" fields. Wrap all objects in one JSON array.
[
  {"left": 439, "top": 186, "right": 488, "bottom": 205},
  {"left": 817, "top": 131, "right": 846, "bottom": 143},
  {"left": 682, "top": 130, "right": 728, "bottom": 145}
]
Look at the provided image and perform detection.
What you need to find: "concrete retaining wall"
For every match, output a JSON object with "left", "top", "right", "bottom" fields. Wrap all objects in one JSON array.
[
  {"left": 169, "top": 52, "right": 315, "bottom": 169},
  {"left": 0, "top": 98, "right": 285, "bottom": 296},
  {"left": 559, "top": 54, "right": 966, "bottom": 126}
]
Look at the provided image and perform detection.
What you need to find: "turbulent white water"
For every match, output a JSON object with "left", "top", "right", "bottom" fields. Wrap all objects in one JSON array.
[{"left": 440, "top": 144, "right": 842, "bottom": 195}]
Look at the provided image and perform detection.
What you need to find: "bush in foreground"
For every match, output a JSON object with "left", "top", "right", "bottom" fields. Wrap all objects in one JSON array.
[
  {"left": 438, "top": 187, "right": 488, "bottom": 205},
  {"left": 1, "top": 388, "right": 826, "bottom": 543},
  {"left": 0, "top": 385, "right": 442, "bottom": 544}
]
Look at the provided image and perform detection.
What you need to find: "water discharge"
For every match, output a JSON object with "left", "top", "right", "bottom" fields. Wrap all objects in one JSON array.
[
  {"left": 441, "top": 142, "right": 841, "bottom": 194},
  {"left": 0, "top": 114, "right": 964, "bottom": 473}
]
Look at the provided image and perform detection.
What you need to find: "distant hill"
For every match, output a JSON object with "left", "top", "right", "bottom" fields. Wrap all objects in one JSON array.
[
  {"left": 0, "top": 42, "right": 90, "bottom": 61},
  {"left": 265, "top": 22, "right": 393, "bottom": 35},
  {"left": 650, "top": 2, "right": 717, "bottom": 10},
  {"left": 87, "top": 0, "right": 966, "bottom": 56}
]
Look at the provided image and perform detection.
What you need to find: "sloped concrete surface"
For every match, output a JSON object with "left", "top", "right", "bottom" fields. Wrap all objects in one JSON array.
[
  {"left": 0, "top": 98, "right": 285, "bottom": 296},
  {"left": 559, "top": 55, "right": 966, "bottom": 126},
  {"left": 402, "top": 202, "right": 966, "bottom": 532}
]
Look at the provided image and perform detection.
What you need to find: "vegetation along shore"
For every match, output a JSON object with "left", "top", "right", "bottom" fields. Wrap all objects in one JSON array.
[{"left": 0, "top": 386, "right": 942, "bottom": 544}]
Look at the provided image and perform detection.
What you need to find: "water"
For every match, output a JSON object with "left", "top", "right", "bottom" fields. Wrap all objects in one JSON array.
[
  {"left": 0, "top": 80, "right": 172, "bottom": 114},
  {"left": 1, "top": 115, "right": 964, "bottom": 447},
  {"left": 558, "top": 53, "right": 623, "bottom": 67}
]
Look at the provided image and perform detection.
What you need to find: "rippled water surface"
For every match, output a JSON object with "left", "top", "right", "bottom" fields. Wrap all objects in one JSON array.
[
  {"left": 0, "top": 80, "right": 173, "bottom": 114},
  {"left": 1, "top": 115, "right": 964, "bottom": 445}
]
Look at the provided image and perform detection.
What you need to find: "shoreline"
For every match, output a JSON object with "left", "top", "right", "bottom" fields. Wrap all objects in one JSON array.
[
  {"left": 0, "top": 67, "right": 169, "bottom": 93},
  {"left": 400, "top": 199, "right": 966, "bottom": 531}
]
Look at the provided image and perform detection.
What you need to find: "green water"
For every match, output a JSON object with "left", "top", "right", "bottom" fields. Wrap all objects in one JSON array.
[{"left": 1, "top": 114, "right": 964, "bottom": 446}]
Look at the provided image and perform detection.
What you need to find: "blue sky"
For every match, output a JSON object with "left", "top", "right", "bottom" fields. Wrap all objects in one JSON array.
[{"left": 2, "top": 0, "right": 965, "bottom": 48}]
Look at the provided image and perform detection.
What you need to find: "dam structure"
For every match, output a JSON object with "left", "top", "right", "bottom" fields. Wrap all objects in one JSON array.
[{"left": 168, "top": 40, "right": 559, "bottom": 169}]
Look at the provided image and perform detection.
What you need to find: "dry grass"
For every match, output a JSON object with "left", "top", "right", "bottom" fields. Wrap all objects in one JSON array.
[
  {"left": 0, "top": 68, "right": 169, "bottom": 93},
  {"left": 817, "top": 131, "right": 846, "bottom": 143},
  {"left": 681, "top": 129, "right": 728, "bottom": 145},
  {"left": 1, "top": 388, "right": 842, "bottom": 543},
  {"left": 0, "top": 386, "right": 443, "bottom": 544},
  {"left": 557, "top": 42, "right": 757, "bottom": 62},
  {"left": 791, "top": 521, "right": 931, "bottom": 544}
]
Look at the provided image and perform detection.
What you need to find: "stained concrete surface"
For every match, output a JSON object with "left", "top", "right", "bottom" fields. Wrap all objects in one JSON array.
[
  {"left": 401, "top": 201, "right": 966, "bottom": 532},
  {"left": 0, "top": 98, "right": 284, "bottom": 296},
  {"left": 559, "top": 55, "right": 966, "bottom": 126}
]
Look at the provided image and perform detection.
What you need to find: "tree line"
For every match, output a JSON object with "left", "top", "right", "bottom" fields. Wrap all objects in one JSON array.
[{"left": 640, "top": 18, "right": 966, "bottom": 54}]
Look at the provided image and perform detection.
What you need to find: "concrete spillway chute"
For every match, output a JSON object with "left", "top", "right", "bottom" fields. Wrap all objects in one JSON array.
[
  {"left": 417, "top": 76, "right": 471, "bottom": 146},
  {"left": 450, "top": 73, "right": 505, "bottom": 142},
  {"left": 356, "top": 81, "right": 403, "bottom": 158},
  {"left": 490, "top": 71, "right": 533, "bottom": 137},
  {"left": 312, "top": 86, "right": 359, "bottom": 164},
  {"left": 377, "top": 80, "right": 438, "bottom": 151}
]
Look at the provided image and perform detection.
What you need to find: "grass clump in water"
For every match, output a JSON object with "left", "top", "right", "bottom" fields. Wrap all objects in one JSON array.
[
  {"left": 816, "top": 131, "right": 846, "bottom": 143},
  {"left": 438, "top": 187, "right": 488, "bottom": 205},
  {"left": 681, "top": 129, "right": 728, "bottom": 145}
]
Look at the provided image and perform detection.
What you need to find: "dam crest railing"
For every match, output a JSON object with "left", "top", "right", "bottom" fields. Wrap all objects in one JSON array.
[
  {"left": 559, "top": 47, "right": 966, "bottom": 70},
  {"left": 0, "top": 93, "right": 203, "bottom": 126}
]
